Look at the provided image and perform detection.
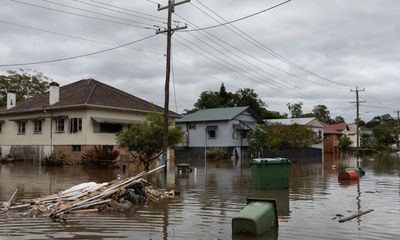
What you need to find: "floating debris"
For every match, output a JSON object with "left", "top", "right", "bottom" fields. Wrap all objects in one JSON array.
[{"left": 0, "top": 165, "right": 175, "bottom": 221}]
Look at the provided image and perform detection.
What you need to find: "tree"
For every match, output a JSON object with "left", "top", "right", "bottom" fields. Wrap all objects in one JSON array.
[
  {"left": 248, "top": 123, "right": 316, "bottom": 156},
  {"left": 372, "top": 124, "right": 396, "bottom": 149},
  {"left": 334, "top": 116, "right": 345, "bottom": 123},
  {"left": 232, "top": 88, "right": 266, "bottom": 118},
  {"left": 117, "top": 114, "right": 183, "bottom": 171},
  {"left": 0, "top": 69, "right": 51, "bottom": 107},
  {"left": 312, "top": 105, "right": 331, "bottom": 123},
  {"left": 218, "top": 83, "right": 233, "bottom": 107},
  {"left": 193, "top": 90, "right": 220, "bottom": 109},
  {"left": 287, "top": 102, "right": 303, "bottom": 118},
  {"left": 339, "top": 135, "right": 353, "bottom": 151}
]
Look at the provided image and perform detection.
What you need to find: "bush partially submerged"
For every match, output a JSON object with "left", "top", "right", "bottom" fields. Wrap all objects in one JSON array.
[
  {"left": 81, "top": 146, "right": 119, "bottom": 166},
  {"left": 41, "top": 153, "right": 69, "bottom": 166},
  {"left": 207, "top": 149, "right": 231, "bottom": 160}
]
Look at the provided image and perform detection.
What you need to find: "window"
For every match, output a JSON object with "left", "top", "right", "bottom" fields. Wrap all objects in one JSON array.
[
  {"left": 34, "top": 120, "right": 42, "bottom": 134},
  {"left": 56, "top": 118, "right": 65, "bottom": 132},
  {"left": 233, "top": 129, "right": 240, "bottom": 139},
  {"left": 208, "top": 130, "right": 216, "bottom": 139},
  {"left": 188, "top": 123, "right": 196, "bottom": 130},
  {"left": 99, "top": 123, "right": 122, "bottom": 133},
  {"left": 18, "top": 121, "right": 26, "bottom": 135},
  {"left": 72, "top": 145, "right": 81, "bottom": 152},
  {"left": 241, "top": 130, "right": 248, "bottom": 139},
  {"left": 70, "top": 118, "right": 82, "bottom": 133}
]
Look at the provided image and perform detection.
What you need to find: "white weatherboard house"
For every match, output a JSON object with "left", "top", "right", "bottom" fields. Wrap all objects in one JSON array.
[
  {"left": 175, "top": 106, "right": 264, "bottom": 160},
  {"left": 265, "top": 117, "right": 325, "bottom": 155},
  {"left": 0, "top": 79, "right": 178, "bottom": 162}
]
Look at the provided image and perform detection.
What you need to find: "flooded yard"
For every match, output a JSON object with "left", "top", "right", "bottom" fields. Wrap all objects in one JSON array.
[{"left": 0, "top": 155, "right": 399, "bottom": 240}]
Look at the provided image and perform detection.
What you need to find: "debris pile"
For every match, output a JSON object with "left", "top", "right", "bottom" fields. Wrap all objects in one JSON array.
[{"left": 1, "top": 165, "right": 174, "bottom": 221}]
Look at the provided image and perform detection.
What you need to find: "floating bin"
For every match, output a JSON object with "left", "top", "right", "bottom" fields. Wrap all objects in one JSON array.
[
  {"left": 250, "top": 158, "right": 291, "bottom": 189},
  {"left": 338, "top": 170, "right": 359, "bottom": 180},
  {"left": 232, "top": 198, "right": 278, "bottom": 236}
]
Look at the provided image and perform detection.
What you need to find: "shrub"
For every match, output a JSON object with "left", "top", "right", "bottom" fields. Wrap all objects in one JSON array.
[
  {"left": 206, "top": 149, "right": 231, "bottom": 160},
  {"left": 81, "top": 145, "right": 119, "bottom": 166},
  {"left": 41, "top": 153, "right": 69, "bottom": 166}
]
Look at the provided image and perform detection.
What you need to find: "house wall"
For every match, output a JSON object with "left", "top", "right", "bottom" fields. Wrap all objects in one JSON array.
[
  {"left": 176, "top": 111, "right": 258, "bottom": 148},
  {"left": 0, "top": 108, "right": 164, "bottom": 161}
]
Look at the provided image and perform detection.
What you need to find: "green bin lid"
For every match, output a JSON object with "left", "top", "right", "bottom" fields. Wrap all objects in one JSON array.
[{"left": 250, "top": 158, "right": 291, "bottom": 165}]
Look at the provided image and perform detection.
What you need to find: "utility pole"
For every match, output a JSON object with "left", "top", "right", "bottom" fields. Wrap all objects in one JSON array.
[
  {"left": 350, "top": 86, "right": 365, "bottom": 162},
  {"left": 394, "top": 110, "right": 400, "bottom": 151},
  {"left": 157, "top": 0, "right": 188, "bottom": 172}
]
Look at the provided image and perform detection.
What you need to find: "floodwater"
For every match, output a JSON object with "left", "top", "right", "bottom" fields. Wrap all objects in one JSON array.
[{"left": 0, "top": 154, "right": 399, "bottom": 240}]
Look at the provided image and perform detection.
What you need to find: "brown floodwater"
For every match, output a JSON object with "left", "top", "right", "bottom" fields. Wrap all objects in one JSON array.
[{"left": 0, "top": 154, "right": 399, "bottom": 240}]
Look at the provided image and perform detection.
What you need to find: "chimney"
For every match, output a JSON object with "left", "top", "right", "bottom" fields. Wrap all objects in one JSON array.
[
  {"left": 6, "top": 90, "right": 16, "bottom": 109},
  {"left": 49, "top": 82, "right": 60, "bottom": 105}
]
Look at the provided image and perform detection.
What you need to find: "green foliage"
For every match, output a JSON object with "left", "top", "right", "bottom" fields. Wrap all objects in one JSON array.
[
  {"left": 206, "top": 149, "right": 231, "bottom": 160},
  {"left": 372, "top": 124, "right": 396, "bottom": 149},
  {"left": 81, "top": 146, "right": 120, "bottom": 165},
  {"left": 189, "top": 83, "right": 287, "bottom": 119},
  {"left": 41, "top": 153, "right": 69, "bottom": 166},
  {"left": 0, "top": 69, "right": 51, "bottom": 107},
  {"left": 117, "top": 114, "right": 183, "bottom": 171},
  {"left": 287, "top": 102, "right": 303, "bottom": 118},
  {"left": 334, "top": 116, "right": 345, "bottom": 124},
  {"left": 338, "top": 135, "right": 353, "bottom": 151},
  {"left": 248, "top": 123, "right": 316, "bottom": 157},
  {"left": 312, "top": 104, "right": 331, "bottom": 122}
]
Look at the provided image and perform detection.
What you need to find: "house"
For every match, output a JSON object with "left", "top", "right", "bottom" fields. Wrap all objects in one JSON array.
[
  {"left": 175, "top": 106, "right": 264, "bottom": 160},
  {"left": 265, "top": 117, "right": 325, "bottom": 156},
  {"left": 0, "top": 79, "right": 179, "bottom": 162},
  {"left": 342, "top": 124, "right": 360, "bottom": 148},
  {"left": 322, "top": 122, "right": 348, "bottom": 154}
]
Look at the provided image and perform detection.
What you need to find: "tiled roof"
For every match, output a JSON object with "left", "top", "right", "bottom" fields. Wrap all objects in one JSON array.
[
  {"left": 322, "top": 122, "right": 348, "bottom": 134},
  {"left": 176, "top": 106, "right": 252, "bottom": 122},
  {"left": 0, "top": 79, "right": 178, "bottom": 116}
]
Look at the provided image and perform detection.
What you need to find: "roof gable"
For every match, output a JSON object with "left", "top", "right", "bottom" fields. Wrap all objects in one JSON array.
[
  {"left": 176, "top": 106, "right": 252, "bottom": 123},
  {"left": 0, "top": 79, "right": 177, "bottom": 116}
]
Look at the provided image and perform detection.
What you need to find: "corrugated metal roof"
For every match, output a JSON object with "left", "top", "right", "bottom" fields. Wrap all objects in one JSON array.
[
  {"left": 176, "top": 106, "right": 249, "bottom": 123},
  {"left": 265, "top": 118, "right": 316, "bottom": 126}
]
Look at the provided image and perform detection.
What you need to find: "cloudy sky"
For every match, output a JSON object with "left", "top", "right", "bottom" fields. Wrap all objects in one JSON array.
[{"left": 0, "top": 0, "right": 399, "bottom": 121}]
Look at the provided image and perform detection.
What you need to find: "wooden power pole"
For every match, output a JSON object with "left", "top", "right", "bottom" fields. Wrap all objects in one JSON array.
[
  {"left": 157, "top": 0, "right": 188, "bottom": 172},
  {"left": 394, "top": 110, "right": 400, "bottom": 151},
  {"left": 350, "top": 86, "right": 365, "bottom": 161}
]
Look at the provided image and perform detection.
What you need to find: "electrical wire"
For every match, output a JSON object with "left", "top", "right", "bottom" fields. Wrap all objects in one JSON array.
[
  {"left": 39, "top": 0, "right": 159, "bottom": 28},
  {"left": 0, "top": 34, "right": 157, "bottom": 67},
  {"left": 184, "top": 0, "right": 292, "bottom": 32},
  {"left": 70, "top": 0, "right": 166, "bottom": 25},
  {"left": 191, "top": 0, "right": 350, "bottom": 88},
  {"left": 9, "top": 0, "right": 156, "bottom": 30},
  {"left": 142, "top": 0, "right": 160, "bottom": 5}
]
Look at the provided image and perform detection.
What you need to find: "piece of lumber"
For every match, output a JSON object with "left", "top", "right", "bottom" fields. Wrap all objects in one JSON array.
[
  {"left": 339, "top": 209, "right": 374, "bottom": 223},
  {"left": 3, "top": 189, "right": 18, "bottom": 211}
]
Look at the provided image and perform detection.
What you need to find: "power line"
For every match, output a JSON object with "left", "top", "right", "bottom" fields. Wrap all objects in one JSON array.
[
  {"left": 175, "top": 13, "right": 334, "bottom": 91},
  {"left": 70, "top": 0, "right": 166, "bottom": 25},
  {"left": 142, "top": 0, "right": 160, "bottom": 5},
  {"left": 174, "top": 35, "right": 306, "bottom": 99},
  {"left": 10, "top": 0, "right": 156, "bottom": 30},
  {"left": 191, "top": 0, "right": 350, "bottom": 88},
  {"left": 40, "top": 0, "right": 159, "bottom": 28},
  {"left": 0, "top": 34, "right": 157, "bottom": 67},
  {"left": 184, "top": 0, "right": 293, "bottom": 32},
  {"left": 86, "top": 0, "right": 165, "bottom": 20}
]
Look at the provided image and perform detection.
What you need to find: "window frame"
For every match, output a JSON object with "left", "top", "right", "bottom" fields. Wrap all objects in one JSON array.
[
  {"left": 18, "top": 121, "right": 26, "bottom": 135},
  {"left": 56, "top": 117, "right": 65, "bottom": 133},
  {"left": 207, "top": 129, "right": 216, "bottom": 139},
  {"left": 70, "top": 118, "right": 82, "bottom": 133},
  {"left": 72, "top": 145, "right": 81, "bottom": 152},
  {"left": 33, "top": 120, "right": 43, "bottom": 134}
]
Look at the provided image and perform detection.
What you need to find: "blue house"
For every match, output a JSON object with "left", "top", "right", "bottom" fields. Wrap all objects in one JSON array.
[{"left": 175, "top": 106, "right": 264, "bottom": 161}]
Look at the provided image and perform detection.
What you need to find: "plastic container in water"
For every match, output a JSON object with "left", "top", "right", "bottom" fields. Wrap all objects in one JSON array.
[
  {"left": 250, "top": 158, "right": 291, "bottom": 189},
  {"left": 232, "top": 198, "right": 278, "bottom": 236},
  {"left": 338, "top": 170, "right": 359, "bottom": 180}
]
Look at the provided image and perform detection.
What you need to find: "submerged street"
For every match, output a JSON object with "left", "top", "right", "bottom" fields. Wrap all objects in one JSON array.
[{"left": 0, "top": 155, "right": 399, "bottom": 240}]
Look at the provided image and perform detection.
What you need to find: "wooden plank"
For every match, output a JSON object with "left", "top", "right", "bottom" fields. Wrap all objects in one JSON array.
[{"left": 339, "top": 209, "right": 374, "bottom": 223}]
